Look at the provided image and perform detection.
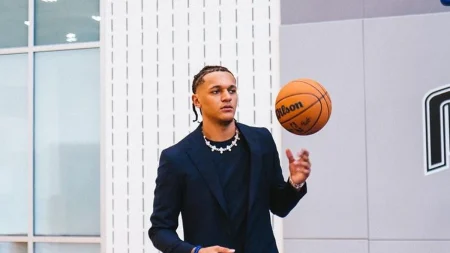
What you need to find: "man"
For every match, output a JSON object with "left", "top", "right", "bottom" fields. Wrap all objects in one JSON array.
[{"left": 149, "top": 65, "right": 311, "bottom": 253}]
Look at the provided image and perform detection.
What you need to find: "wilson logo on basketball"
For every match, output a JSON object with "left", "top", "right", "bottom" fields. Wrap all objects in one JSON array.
[
  {"left": 276, "top": 101, "right": 304, "bottom": 120},
  {"left": 275, "top": 78, "right": 332, "bottom": 136}
]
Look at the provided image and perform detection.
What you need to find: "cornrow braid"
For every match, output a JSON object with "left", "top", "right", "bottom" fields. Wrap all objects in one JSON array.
[{"left": 191, "top": 65, "right": 234, "bottom": 122}]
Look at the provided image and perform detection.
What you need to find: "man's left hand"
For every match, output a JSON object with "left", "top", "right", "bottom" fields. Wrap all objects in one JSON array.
[{"left": 286, "top": 148, "right": 311, "bottom": 184}]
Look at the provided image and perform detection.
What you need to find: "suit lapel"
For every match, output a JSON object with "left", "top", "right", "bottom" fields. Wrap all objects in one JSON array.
[
  {"left": 185, "top": 122, "right": 264, "bottom": 218},
  {"left": 186, "top": 124, "right": 229, "bottom": 217},
  {"left": 236, "top": 123, "right": 262, "bottom": 213}
]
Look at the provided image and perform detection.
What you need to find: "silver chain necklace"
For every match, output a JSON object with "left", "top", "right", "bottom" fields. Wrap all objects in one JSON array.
[{"left": 203, "top": 129, "right": 240, "bottom": 154}]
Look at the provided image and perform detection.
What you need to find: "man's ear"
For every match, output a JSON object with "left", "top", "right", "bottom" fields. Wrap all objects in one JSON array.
[{"left": 192, "top": 94, "right": 201, "bottom": 109}]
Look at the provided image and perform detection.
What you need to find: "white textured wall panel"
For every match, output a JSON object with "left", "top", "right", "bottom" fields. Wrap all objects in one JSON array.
[{"left": 104, "top": 0, "right": 283, "bottom": 252}]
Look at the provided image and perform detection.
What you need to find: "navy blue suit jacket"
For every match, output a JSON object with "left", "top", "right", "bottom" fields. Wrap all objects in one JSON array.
[{"left": 149, "top": 122, "right": 307, "bottom": 253}]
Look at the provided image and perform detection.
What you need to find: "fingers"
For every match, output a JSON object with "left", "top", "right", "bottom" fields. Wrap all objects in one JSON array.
[
  {"left": 288, "top": 148, "right": 311, "bottom": 167},
  {"left": 293, "top": 163, "right": 311, "bottom": 177},
  {"left": 301, "top": 149, "right": 310, "bottom": 157},
  {"left": 301, "top": 169, "right": 311, "bottom": 179},
  {"left": 295, "top": 149, "right": 309, "bottom": 156},
  {"left": 214, "top": 246, "right": 235, "bottom": 253},
  {"left": 285, "top": 149, "right": 295, "bottom": 163},
  {"left": 297, "top": 149, "right": 309, "bottom": 160},
  {"left": 289, "top": 149, "right": 311, "bottom": 183},
  {"left": 298, "top": 161, "right": 311, "bottom": 169},
  {"left": 292, "top": 161, "right": 311, "bottom": 173},
  {"left": 300, "top": 163, "right": 311, "bottom": 174}
]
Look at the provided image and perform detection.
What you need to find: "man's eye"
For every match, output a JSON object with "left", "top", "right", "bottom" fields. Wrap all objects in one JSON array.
[{"left": 211, "top": 90, "right": 219, "bottom": 94}]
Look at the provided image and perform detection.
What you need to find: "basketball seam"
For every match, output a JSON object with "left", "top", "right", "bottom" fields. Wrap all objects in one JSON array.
[
  {"left": 320, "top": 93, "right": 331, "bottom": 120},
  {"left": 279, "top": 92, "right": 327, "bottom": 124},
  {"left": 323, "top": 92, "right": 331, "bottom": 119},
  {"left": 326, "top": 93, "right": 331, "bottom": 117},
  {"left": 293, "top": 80, "right": 327, "bottom": 95},
  {"left": 294, "top": 80, "right": 331, "bottom": 120},
  {"left": 303, "top": 96, "right": 325, "bottom": 135},
  {"left": 276, "top": 92, "right": 323, "bottom": 104}
]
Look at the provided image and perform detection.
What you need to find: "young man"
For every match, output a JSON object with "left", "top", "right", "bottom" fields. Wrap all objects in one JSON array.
[{"left": 149, "top": 65, "right": 311, "bottom": 253}]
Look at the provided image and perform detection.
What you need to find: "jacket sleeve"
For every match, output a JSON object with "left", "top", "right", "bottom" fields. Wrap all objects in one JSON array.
[
  {"left": 148, "top": 150, "right": 195, "bottom": 253},
  {"left": 264, "top": 128, "right": 307, "bottom": 217}
]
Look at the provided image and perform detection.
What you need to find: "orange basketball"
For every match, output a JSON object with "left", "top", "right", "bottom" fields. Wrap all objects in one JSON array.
[{"left": 275, "top": 78, "right": 332, "bottom": 135}]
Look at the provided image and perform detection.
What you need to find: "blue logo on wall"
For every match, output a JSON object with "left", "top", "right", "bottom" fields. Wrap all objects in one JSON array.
[
  {"left": 442, "top": 0, "right": 450, "bottom": 6},
  {"left": 423, "top": 84, "right": 450, "bottom": 175}
]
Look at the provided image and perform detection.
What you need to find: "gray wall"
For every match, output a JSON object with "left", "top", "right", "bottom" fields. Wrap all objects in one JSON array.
[{"left": 279, "top": 1, "right": 450, "bottom": 252}]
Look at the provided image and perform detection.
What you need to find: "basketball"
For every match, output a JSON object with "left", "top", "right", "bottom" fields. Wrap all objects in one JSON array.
[{"left": 275, "top": 78, "right": 332, "bottom": 135}]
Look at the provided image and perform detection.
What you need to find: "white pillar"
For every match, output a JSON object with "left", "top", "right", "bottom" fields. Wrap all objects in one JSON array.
[{"left": 103, "top": 0, "right": 284, "bottom": 252}]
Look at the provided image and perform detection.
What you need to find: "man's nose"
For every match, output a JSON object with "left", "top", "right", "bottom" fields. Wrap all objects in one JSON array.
[{"left": 222, "top": 91, "right": 232, "bottom": 101}]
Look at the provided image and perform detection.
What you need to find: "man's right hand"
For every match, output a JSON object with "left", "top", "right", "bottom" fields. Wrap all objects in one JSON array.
[{"left": 199, "top": 246, "right": 235, "bottom": 253}]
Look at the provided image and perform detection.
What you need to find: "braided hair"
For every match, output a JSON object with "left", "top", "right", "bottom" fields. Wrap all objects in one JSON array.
[{"left": 191, "top": 65, "right": 235, "bottom": 122}]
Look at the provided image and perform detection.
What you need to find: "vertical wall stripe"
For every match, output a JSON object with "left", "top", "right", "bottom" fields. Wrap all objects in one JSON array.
[{"left": 105, "top": 0, "right": 283, "bottom": 252}]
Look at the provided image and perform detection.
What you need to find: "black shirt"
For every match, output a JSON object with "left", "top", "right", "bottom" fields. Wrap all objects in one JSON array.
[{"left": 206, "top": 132, "right": 251, "bottom": 252}]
